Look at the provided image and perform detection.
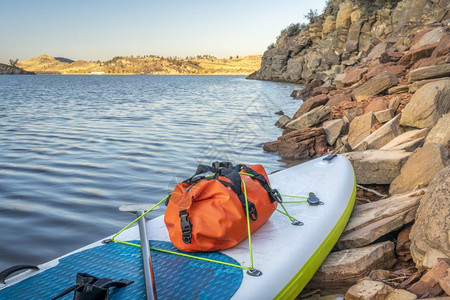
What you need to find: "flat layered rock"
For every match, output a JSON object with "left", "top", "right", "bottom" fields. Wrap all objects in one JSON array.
[
  {"left": 388, "top": 85, "right": 409, "bottom": 94},
  {"left": 400, "top": 79, "right": 450, "bottom": 129},
  {"left": 374, "top": 108, "right": 394, "bottom": 123},
  {"left": 352, "top": 72, "right": 399, "bottom": 102},
  {"left": 389, "top": 143, "right": 449, "bottom": 195},
  {"left": 353, "top": 114, "right": 402, "bottom": 151},
  {"left": 408, "top": 77, "right": 449, "bottom": 93},
  {"left": 342, "top": 67, "right": 368, "bottom": 86},
  {"left": 307, "top": 241, "right": 396, "bottom": 293},
  {"left": 344, "top": 150, "right": 411, "bottom": 184},
  {"left": 286, "top": 105, "right": 331, "bottom": 130},
  {"left": 348, "top": 112, "right": 377, "bottom": 149},
  {"left": 336, "top": 190, "right": 423, "bottom": 250},
  {"left": 398, "top": 43, "right": 438, "bottom": 68},
  {"left": 381, "top": 128, "right": 430, "bottom": 151},
  {"left": 408, "top": 64, "right": 450, "bottom": 83}
]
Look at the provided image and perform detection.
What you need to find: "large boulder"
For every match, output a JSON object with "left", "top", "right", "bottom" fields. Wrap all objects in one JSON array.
[
  {"left": 335, "top": 1, "right": 353, "bottom": 29},
  {"left": 410, "top": 166, "right": 450, "bottom": 269},
  {"left": 322, "top": 15, "right": 336, "bottom": 36},
  {"left": 337, "top": 190, "right": 423, "bottom": 250},
  {"left": 348, "top": 112, "right": 377, "bottom": 149},
  {"left": 286, "top": 105, "right": 330, "bottom": 130},
  {"left": 400, "top": 79, "right": 450, "bottom": 129},
  {"left": 389, "top": 143, "right": 449, "bottom": 195},
  {"left": 270, "top": 55, "right": 288, "bottom": 72},
  {"left": 424, "top": 113, "right": 450, "bottom": 146},
  {"left": 352, "top": 72, "right": 399, "bottom": 102},
  {"left": 286, "top": 58, "right": 303, "bottom": 82},
  {"left": 344, "top": 150, "right": 411, "bottom": 184},
  {"left": 407, "top": 64, "right": 450, "bottom": 83},
  {"left": 353, "top": 114, "right": 403, "bottom": 151}
]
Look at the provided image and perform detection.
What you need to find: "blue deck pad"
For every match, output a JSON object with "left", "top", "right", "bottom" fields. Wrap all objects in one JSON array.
[{"left": 0, "top": 240, "right": 243, "bottom": 300}]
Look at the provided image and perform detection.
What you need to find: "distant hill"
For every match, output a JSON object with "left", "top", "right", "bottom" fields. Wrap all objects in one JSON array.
[
  {"left": 54, "top": 57, "right": 75, "bottom": 63},
  {"left": 16, "top": 54, "right": 262, "bottom": 75}
]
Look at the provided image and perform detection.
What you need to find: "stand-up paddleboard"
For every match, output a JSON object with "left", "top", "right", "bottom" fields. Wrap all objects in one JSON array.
[{"left": 0, "top": 154, "right": 356, "bottom": 299}]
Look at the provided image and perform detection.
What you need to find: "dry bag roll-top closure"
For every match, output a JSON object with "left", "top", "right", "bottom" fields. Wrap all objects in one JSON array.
[{"left": 164, "top": 162, "right": 281, "bottom": 252}]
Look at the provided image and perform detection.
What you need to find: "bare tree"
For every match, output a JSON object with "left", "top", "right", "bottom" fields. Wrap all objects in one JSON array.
[{"left": 9, "top": 59, "right": 19, "bottom": 67}]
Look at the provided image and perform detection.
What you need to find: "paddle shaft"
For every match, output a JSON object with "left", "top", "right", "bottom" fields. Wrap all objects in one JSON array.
[{"left": 137, "top": 211, "right": 157, "bottom": 300}]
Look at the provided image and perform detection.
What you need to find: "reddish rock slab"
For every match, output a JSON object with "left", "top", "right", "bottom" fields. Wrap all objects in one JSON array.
[
  {"left": 342, "top": 67, "right": 368, "bottom": 86},
  {"left": 326, "top": 92, "right": 353, "bottom": 107},
  {"left": 292, "top": 94, "right": 329, "bottom": 119},
  {"left": 365, "top": 63, "right": 406, "bottom": 80},
  {"left": 411, "top": 55, "right": 448, "bottom": 70},
  {"left": 353, "top": 72, "right": 399, "bottom": 102},
  {"left": 262, "top": 140, "right": 279, "bottom": 152},
  {"left": 398, "top": 43, "right": 438, "bottom": 68},
  {"left": 433, "top": 33, "right": 450, "bottom": 58},
  {"left": 267, "top": 128, "right": 327, "bottom": 160},
  {"left": 408, "top": 258, "right": 450, "bottom": 298},
  {"left": 381, "top": 51, "right": 404, "bottom": 63},
  {"left": 364, "top": 97, "right": 388, "bottom": 114}
]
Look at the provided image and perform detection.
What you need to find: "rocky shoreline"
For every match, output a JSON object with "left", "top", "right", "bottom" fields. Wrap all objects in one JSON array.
[{"left": 250, "top": 0, "right": 450, "bottom": 298}]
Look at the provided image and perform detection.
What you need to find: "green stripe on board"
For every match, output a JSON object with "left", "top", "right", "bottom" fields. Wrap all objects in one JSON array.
[{"left": 274, "top": 175, "right": 357, "bottom": 300}]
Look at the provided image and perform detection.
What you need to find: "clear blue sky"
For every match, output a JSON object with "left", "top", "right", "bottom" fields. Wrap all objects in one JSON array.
[{"left": 0, "top": 0, "right": 326, "bottom": 63}]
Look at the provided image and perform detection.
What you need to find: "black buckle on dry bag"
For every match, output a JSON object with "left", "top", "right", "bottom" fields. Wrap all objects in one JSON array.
[
  {"left": 179, "top": 210, "right": 192, "bottom": 244},
  {"left": 269, "top": 189, "right": 283, "bottom": 203},
  {"left": 247, "top": 202, "right": 258, "bottom": 221}
]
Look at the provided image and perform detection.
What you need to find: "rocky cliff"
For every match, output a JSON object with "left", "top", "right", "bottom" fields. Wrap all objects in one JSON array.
[
  {"left": 0, "top": 63, "right": 34, "bottom": 75},
  {"left": 255, "top": 0, "right": 450, "bottom": 298},
  {"left": 248, "top": 0, "right": 449, "bottom": 84}
]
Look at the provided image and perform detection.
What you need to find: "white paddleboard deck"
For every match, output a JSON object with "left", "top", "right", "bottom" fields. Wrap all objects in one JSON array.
[{"left": 1, "top": 154, "right": 356, "bottom": 299}]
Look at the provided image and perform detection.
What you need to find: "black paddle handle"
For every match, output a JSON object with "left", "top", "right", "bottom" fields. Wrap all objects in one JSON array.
[{"left": 0, "top": 265, "right": 39, "bottom": 284}]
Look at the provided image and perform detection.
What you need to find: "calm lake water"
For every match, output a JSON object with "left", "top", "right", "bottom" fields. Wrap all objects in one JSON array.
[{"left": 0, "top": 75, "right": 301, "bottom": 271}]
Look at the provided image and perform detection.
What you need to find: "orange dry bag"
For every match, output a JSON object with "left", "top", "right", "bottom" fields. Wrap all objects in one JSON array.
[{"left": 164, "top": 162, "right": 281, "bottom": 252}]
